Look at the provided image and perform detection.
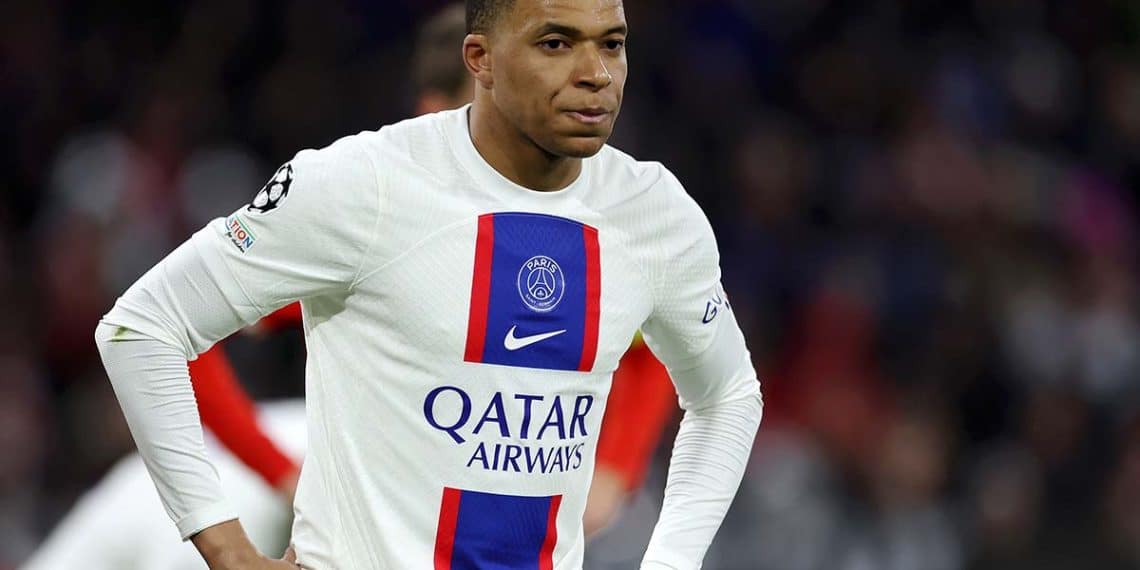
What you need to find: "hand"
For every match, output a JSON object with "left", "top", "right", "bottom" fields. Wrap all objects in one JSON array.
[
  {"left": 240, "top": 553, "right": 300, "bottom": 569},
  {"left": 236, "top": 543, "right": 300, "bottom": 569},
  {"left": 192, "top": 520, "right": 300, "bottom": 569}
]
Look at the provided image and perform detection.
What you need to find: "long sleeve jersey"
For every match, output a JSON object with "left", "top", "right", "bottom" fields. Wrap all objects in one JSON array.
[{"left": 96, "top": 106, "right": 762, "bottom": 569}]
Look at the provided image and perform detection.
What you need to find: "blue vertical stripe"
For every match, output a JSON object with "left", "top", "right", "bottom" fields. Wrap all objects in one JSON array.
[
  {"left": 449, "top": 490, "right": 553, "bottom": 570},
  {"left": 479, "top": 213, "right": 590, "bottom": 371}
]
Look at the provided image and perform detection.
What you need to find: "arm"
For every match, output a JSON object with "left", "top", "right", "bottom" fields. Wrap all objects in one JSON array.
[
  {"left": 95, "top": 307, "right": 294, "bottom": 568},
  {"left": 190, "top": 344, "right": 300, "bottom": 495},
  {"left": 95, "top": 137, "right": 380, "bottom": 566},
  {"left": 637, "top": 173, "right": 763, "bottom": 569}
]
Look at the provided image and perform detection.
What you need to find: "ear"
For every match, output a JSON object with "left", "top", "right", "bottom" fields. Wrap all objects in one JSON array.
[{"left": 463, "top": 33, "right": 494, "bottom": 89}]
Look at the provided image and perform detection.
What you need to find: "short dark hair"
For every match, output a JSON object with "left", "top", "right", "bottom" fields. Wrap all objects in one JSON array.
[
  {"left": 466, "top": 0, "right": 515, "bottom": 34},
  {"left": 413, "top": 4, "right": 470, "bottom": 98}
]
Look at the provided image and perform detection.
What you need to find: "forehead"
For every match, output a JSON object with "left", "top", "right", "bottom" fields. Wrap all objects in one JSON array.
[{"left": 507, "top": 0, "right": 626, "bottom": 32}]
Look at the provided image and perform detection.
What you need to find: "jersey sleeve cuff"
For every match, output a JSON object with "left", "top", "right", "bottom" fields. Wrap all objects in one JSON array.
[{"left": 175, "top": 502, "right": 240, "bottom": 541}]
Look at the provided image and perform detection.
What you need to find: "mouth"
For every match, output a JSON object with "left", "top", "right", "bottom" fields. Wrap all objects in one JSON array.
[{"left": 565, "top": 108, "right": 611, "bottom": 125}]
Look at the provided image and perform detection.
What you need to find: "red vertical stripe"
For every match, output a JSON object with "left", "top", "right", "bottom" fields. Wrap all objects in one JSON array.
[
  {"left": 578, "top": 225, "right": 601, "bottom": 372},
  {"left": 464, "top": 215, "right": 495, "bottom": 363},
  {"left": 538, "top": 495, "right": 562, "bottom": 570},
  {"left": 434, "top": 487, "right": 462, "bottom": 570}
]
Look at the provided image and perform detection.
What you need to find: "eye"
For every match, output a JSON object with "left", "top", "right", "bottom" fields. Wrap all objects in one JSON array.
[
  {"left": 541, "top": 39, "right": 569, "bottom": 51},
  {"left": 604, "top": 39, "right": 626, "bottom": 51}
]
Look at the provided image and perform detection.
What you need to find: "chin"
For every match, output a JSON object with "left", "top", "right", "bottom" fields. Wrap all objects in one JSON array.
[{"left": 551, "top": 135, "right": 609, "bottom": 158}]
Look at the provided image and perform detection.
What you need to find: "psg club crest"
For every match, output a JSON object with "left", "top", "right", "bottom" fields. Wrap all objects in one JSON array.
[
  {"left": 464, "top": 212, "right": 601, "bottom": 372},
  {"left": 517, "top": 255, "right": 565, "bottom": 312},
  {"left": 247, "top": 163, "right": 293, "bottom": 214}
]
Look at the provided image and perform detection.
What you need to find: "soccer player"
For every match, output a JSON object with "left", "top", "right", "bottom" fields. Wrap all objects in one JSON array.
[
  {"left": 194, "top": 1, "right": 678, "bottom": 538},
  {"left": 28, "top": 8, "right": 670, "bottom": 568},
  {"left": 95, "top": 1, "right": 763, "bottom": 569}
]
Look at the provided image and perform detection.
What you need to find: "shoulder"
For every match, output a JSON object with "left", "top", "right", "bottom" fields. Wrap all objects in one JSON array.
[
  {"left": 296, "top": 109, "right": 456, "bottom": 174},
  {"left": 590, "top": 145, "right": 670, "bottom": 202},
  {"left": 370, "top": 108, "right": 457, "bottom": 163},
  {"left": 287, "top": 130, "right": 380, "bottom": 194},
  {"left": 280, "top": 111, "right": 459, "bottom": 211},
  {"left": 594, "top": 146, "right": 706, "bottom": 223},
  {"left": 593, "top": 146, "right": 715, "bottom": 256},
  {"left": 235, "top": 129, "right": 390, "bottom": 239}
]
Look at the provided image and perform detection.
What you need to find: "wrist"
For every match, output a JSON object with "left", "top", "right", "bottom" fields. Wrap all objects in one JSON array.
[
  {"left": 191, "top": 519, "right": 263, "bottom": 569},
  {"left": 213, "top": 548, "right": 266, "bottom": 570}
]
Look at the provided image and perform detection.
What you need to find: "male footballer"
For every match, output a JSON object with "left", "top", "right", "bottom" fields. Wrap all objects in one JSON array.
[{"left": 95, "top": 1, "right": 763, "bottom": 568}]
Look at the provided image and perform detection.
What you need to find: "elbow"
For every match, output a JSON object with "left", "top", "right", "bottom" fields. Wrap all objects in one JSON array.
[
  {"left": 753, "top": 378, "right": 764, "bottom": 411},
  {"left": 93, "top": 321, "right": 123, "bottom": 390},
  {"left": 684, "top": 374, "right": 762, "bottom": 415},
  {"left": 95, "top": 318, "right": 193, "bottom": 362},
  {"left": 94, "top": 321, "right": 114, "bottom": 350},
  {"left": 743, "top": 379, "right": 763, "bottom": 420},
  {"left": 701, "top": 385, "right": 764, "bottom": 432},
  {"left": 94, "top": 321, "right": 125, "bottom": 349}
]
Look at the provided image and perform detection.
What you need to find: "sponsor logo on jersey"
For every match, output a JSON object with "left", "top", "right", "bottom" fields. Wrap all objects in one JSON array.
[
  {"left": 702, "top": 283, "right": 731, "bottom": 324},
  {"left": 503, "top": 326, "right": 566, "bottom": 351},
  {"left": 423, "top": 386, "right": 593, "bottom": 475},
  {"left": 225, "top": 214, "right": 257, "bottom": 252},
  {"left": 246, "top": 163, "right": 292, "bottom": 215},
  {"left": 434, "top": 488, "right": 560, "bottom": 570},
  {"left": 464, "top": 213, "right": 600, "bottom": 372}
]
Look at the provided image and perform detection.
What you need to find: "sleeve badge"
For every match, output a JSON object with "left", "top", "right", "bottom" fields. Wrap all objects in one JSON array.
[{"left": 247, "top": 163, "right": 293, "bottom": 214}]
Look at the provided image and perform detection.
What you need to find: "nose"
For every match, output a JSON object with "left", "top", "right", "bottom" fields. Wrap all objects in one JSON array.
[{"left": 575, "top": 46, "right": 613, "bottom": 91}]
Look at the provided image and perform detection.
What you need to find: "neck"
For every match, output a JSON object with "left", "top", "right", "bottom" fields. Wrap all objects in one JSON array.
[{"left": 468, "top": 97, "right": 581, "bottom": 192}]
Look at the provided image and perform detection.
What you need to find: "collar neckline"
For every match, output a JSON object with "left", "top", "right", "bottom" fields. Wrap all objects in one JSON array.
[{"left": 445, "top": 105, "right": 591, "bottom": 201}]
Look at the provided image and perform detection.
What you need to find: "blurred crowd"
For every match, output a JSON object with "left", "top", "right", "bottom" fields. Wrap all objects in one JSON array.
[{"left": 2, "top": 0, "right": 1140, "bottom": 568}]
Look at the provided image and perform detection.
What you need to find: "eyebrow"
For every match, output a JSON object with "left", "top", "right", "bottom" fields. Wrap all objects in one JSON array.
[{"left": 534, "top": 22, "right": 628, "bottom": 39}]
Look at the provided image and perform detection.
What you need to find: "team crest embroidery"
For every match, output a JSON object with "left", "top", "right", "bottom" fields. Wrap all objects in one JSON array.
[
  {"left": 518, "top": 255, "right": 565, "bottom": 312},
  {"left": 247, "top": 163, "right": 293, "bottom": 214},
  {"left": 464, "top": 212, "right": 601, "bottom": 372}
]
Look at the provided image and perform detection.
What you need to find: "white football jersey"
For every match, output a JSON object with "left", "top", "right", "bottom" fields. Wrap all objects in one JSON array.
[{"left": 101, "top": 106, "right": 758, "bottom": 569}]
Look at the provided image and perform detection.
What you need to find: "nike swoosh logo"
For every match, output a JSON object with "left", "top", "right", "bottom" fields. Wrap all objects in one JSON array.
[{"left": 503, "top": 326, "right": 567, "bottom": 351}]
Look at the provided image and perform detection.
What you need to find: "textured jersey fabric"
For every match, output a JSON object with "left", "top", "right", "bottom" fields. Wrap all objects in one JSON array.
[{"left": 97, "top": 106, "right": 761, "bottom": 569}]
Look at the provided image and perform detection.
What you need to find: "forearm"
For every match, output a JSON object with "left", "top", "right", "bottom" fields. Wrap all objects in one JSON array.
[
  {"left": 190, "top": 346, "right": 300, "bottom": 489},
  {"left": 192, "top": 519, "right": 265, "bottom": 569},
  {"left": 92, "top": 231, "right": 269, "bottom": 538},
  {"left": 95, "top": 321, "right": 237, "bottom": 538},
  {"left": 641, "top": 391, "right": 762, "bottom": 569}
]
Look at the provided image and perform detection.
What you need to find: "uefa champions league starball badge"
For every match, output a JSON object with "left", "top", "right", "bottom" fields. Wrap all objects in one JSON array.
[
  {"left": 518, "top": 255, "right": 565, "bottom": 312},
  {"left": 247, "top": 163, "right": 293, "bottom": 214}
]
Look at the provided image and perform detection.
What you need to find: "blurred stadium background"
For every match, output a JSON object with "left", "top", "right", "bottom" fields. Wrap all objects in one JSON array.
[{"left": 3, "top": 0, "right": 1140, "bottom": 568}]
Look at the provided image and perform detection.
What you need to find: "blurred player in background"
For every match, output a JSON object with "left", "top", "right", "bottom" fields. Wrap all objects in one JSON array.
[
  {"left": 92, "top": 0, "right": 761, "bottom": 567},
  {"left": 22, "top": 402, "right": 305, "bottom": 570},
  {"left": 26, "top": 6, "right": 679, "bottom": 569}
]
